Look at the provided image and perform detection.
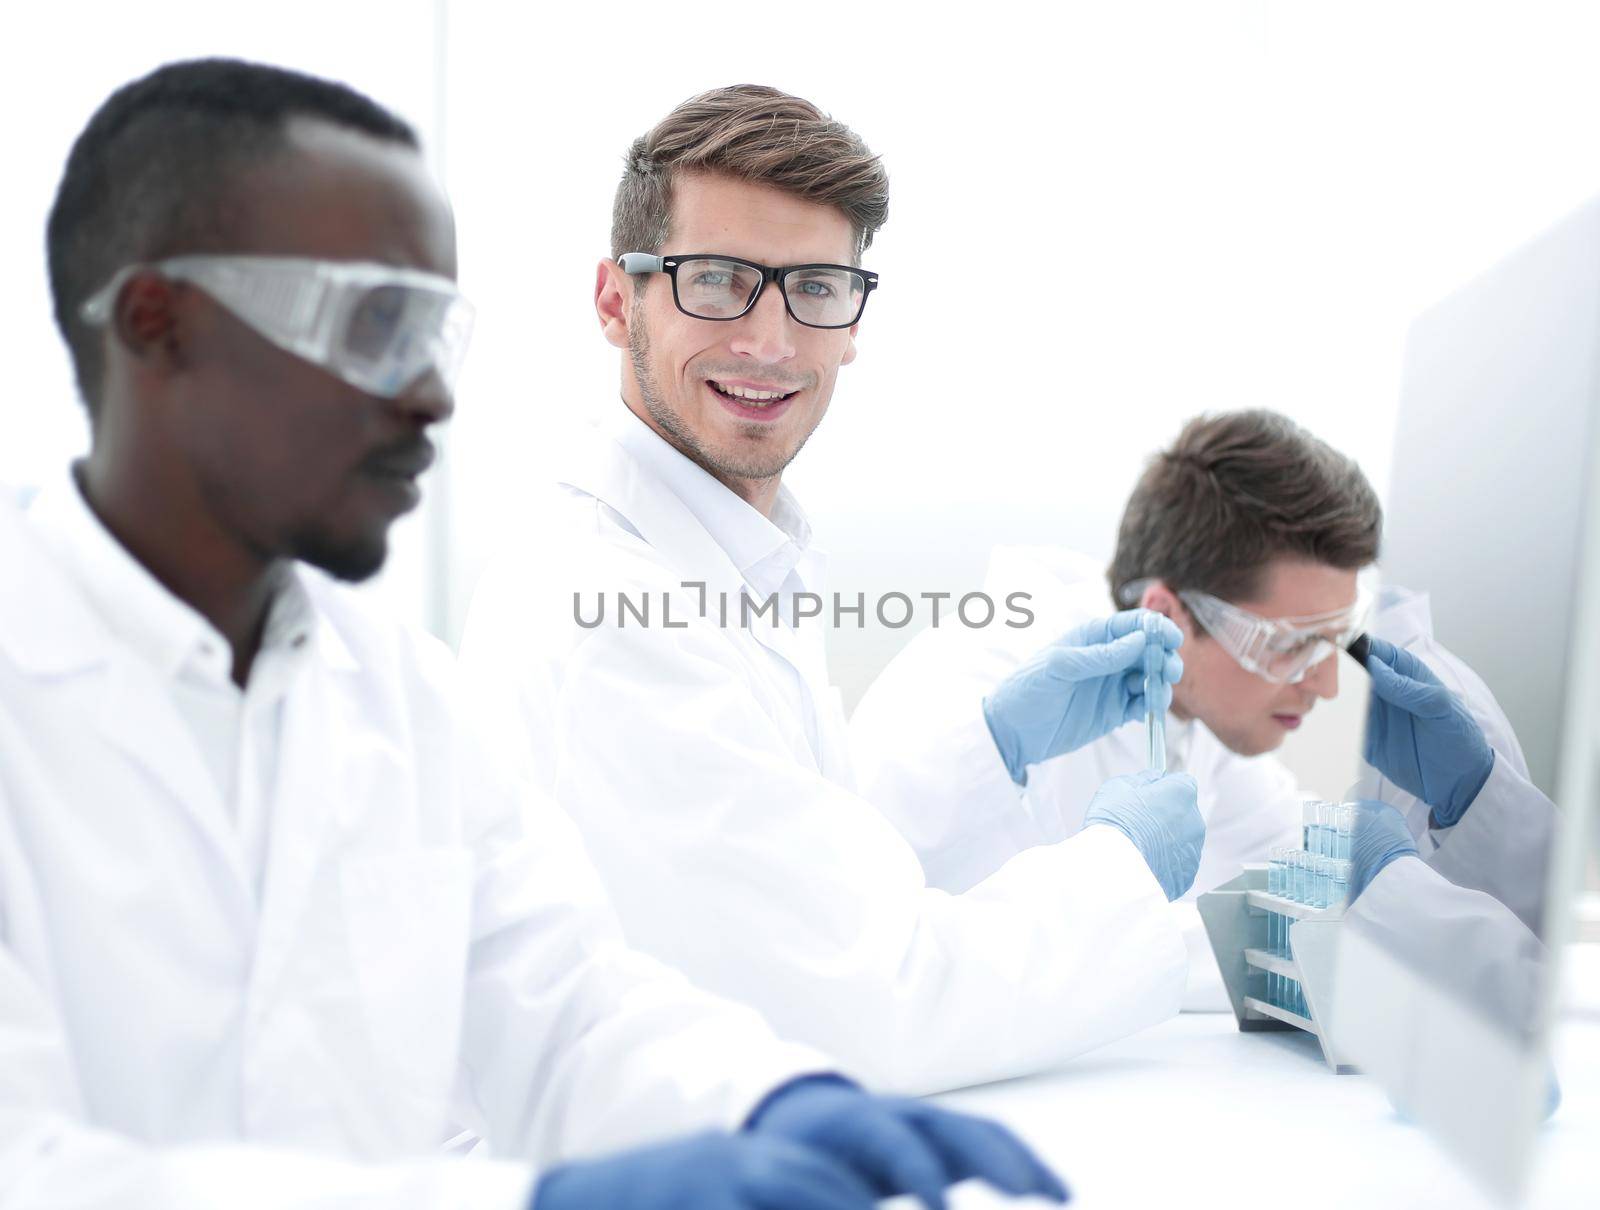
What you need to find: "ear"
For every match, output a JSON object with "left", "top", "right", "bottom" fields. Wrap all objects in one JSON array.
[
  {"left": 840, "top": 320, "right": 859, "bottom": 366},
  {"left": 1140, "top": 580, "right": 1196, "bottom": 638},
  {"left": 595, "top": 258, "right": 634, "bottom": 350},
  {"left": 109, "top": 271, "right": 185, "bottom": 372}
]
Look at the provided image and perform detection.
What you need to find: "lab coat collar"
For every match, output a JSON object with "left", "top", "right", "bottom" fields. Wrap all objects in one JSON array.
[
  {"left": 24, "top": 465, "right": 331, "bottom": 684},
  {"left": 0, "top": 469, "right": 362, "bottom": 924},
  {"left": 0, "top": 489, "right": 112, "bottom": 678},
  {"left": 0, "top": 466, "right": 356, "bottom": 683},
  {"left": 562, "top": 407, "right": 827, "bottom": 730},
  {"left": 0, "top": 477, "right": 251, "bottom": 903},
  {"left": 26, "top": 467, "right": 245, "bottom": 684},
  {"left": 601, "top": 403, "right": 816, "bottom": 599}
]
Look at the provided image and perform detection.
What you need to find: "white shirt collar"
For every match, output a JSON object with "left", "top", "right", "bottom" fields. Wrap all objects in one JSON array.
[
  {"left": 27, "top": 464, "right": 316, "bottom": 685},
  {"left": 604, "top": 403, "right": 817, "bottom": 598}
]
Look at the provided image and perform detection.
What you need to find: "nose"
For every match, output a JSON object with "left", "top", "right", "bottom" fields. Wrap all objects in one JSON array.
[
  {"left": 394, "top": 366, "right": 456, "bottom": 425},
  {"left": 727, "top": 280, "right": 797, "bottom": 364}
]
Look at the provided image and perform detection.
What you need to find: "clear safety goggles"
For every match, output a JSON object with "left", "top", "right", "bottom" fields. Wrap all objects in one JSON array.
[
  {"left": 1176, "top": 587, "right": 1373, "bottom": 685},
  {"left": 81, "top": 255, "right": 475, "bottom": 398}
]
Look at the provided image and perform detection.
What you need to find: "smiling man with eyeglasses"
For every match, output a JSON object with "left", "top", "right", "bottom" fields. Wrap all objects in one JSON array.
[
  {"left": 461, "top": 85, "right": 1216, "bottom": 1095},
  {"left": 613, "top": 183, "right": 878, "bottom": 509}
]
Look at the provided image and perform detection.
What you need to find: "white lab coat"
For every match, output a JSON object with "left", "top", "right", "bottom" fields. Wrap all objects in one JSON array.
[
  {"left": 460, "top": 414, "right": 1187, "bottom": 1096},
  {"left": 849, "top": 547, "right": 1559, "bottom": 993},
  {"left": 0, "top": 484, "right": 828, "bottom": 1210}
]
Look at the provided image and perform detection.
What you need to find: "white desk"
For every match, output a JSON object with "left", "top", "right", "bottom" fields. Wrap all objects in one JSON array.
[{"left": 917, "top": 945, "right": 1599, "bottom": 1210}]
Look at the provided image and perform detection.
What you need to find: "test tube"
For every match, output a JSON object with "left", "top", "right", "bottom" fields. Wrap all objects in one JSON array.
[
  {"left": 1267, "top": 847, "right": 1284, "bottom": 956},
  {"left": 1332, "top": 857, "right": 1351, "bottom": 907},
  {"left": 1265, "top": 855, "right": 1277, "bottom": 958},
  {"left": 1335, "top": 802, "right": 1353, "bottom": 861},
  {"left": 1293, "top": 850, "right": 1312, "bottom": 905},
  {"left": 1301, "top": 801, "right": 1316, "bottom": 852},
  {"left": 1143, "top": 613, "right": 1167, "bottom": 774}
]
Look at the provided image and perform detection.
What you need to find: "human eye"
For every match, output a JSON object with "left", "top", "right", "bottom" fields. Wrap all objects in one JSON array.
[
  {"left": 346, "top": 286, "right": 408, "bottom": 356},
  {"left": 792, "top": 274, "right": 839, "bottom": 298},
  {"left": 1264, "top": 630, "right": 1317, "bottom": 657}
]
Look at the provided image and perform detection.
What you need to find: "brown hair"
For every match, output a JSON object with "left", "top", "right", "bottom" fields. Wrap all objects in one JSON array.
[
  {"left": 610, "top": 84, "right": 888, "bottom": 263},
  {"left": 1108, "top": 409, "right": 1382, "bottom": 606}
]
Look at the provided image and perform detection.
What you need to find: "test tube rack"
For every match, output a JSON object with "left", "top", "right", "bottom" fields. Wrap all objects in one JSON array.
[{"left": 1197, "top": 865, "right": 1357, "bottom": 1073}]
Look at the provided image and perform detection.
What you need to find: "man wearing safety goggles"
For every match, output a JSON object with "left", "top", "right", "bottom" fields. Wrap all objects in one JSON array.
[
  {"left": 0, "top": 58, "right": 1068, "bottom": 1210},
  {"left": 853, "top": 410, "right": 1553, "bottom": 1003}
]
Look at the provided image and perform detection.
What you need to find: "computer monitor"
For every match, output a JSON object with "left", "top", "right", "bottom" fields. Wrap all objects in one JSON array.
[{"left": 1328, "top": 196, "right": 1600, "bottom": 1204}]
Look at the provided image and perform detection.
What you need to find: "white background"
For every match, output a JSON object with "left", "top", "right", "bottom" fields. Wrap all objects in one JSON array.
[{"left": 8, "top": 0, "right": 1600, "bottom": 794}]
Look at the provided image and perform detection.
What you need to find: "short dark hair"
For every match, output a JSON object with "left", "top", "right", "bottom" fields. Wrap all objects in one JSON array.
[
  {"left": 610, "top": 84, "right": 889, "bottom": 264},
  {"left": 46, "top": 57, "right": 419, "bottom": 415},
  {"left": 1108, "top": 409, "right": 1383, "bottom": 606}
]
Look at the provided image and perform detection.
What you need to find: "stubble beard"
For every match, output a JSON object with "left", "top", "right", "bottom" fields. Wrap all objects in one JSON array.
[{"left": 626, "top": 305, "right": 815, "bottom": 485}]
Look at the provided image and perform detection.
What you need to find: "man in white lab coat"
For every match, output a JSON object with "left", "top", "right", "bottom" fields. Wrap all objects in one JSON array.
[
  {"left": 462, "top": 86, "right": 1207, "bottom": 1095},
  {"left": 851, "top": 411, "right": 1558, "bottom": 1003},
  {"left": 0, "top": 59, "right": 1070, "bottom": 1210}
]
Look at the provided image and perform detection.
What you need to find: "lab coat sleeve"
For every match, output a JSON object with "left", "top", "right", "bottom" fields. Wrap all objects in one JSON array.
[
  {"left": 452, "top": 750, "right": 835, "bottom": 1165},
  {"left": 0, "top": 855, "right": 537, "bottom": 1209},
  {"left": 850, "top": 628, "right": 1053, "bottom": 889},
  {"left": 528, "top": 614, "right": 1186, "bottom": 1096},
  {"left": 1425, "top": 754, "right": 1556, "bottom": 940},
  {"left": 854, "top": 698, "right": 1051, "bottom": 894},
  {"left": 1343, "top": 856, "right": 1546, "bottom": 1039}
]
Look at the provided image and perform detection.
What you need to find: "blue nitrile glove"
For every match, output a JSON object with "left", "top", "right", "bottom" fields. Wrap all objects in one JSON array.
[
  {"left": 1363, "top": 637, "right": 1494, "bottom": 827},
  {"left": 747, "top": 1076, "right": 1069, "bottom": 1209},
  {"left": 984, "top": 609, "right": 1184, "bottom": 785},
  {"left": 1347, "top": 798, "right": 1420, "bottom": 903},
  {"left": 1084, "top": 770, "right": 1204, "bottom": 901},
  {"left": 530, "top": 1131, "right": 880, "bottom": 1210}
]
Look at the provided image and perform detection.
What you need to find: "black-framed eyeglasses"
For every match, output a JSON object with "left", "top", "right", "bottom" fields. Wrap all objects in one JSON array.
[{"left": 618, "top": 252, "right": 878, "bottom": 329}]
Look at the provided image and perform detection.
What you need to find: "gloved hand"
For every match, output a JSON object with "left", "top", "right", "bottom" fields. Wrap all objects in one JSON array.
[
  {"left": 1363, "top": 637, "right": 1494, "bottom": 826},
  {"left": 984, "top": 609, "right": 1183, "bottom": 785},
  {"left": 1347, "top": 798, "right": 1420, "bottom": 903},
  {"left": 747, "top": 1076, "right": 1068, "bottom": 1209},
  {"left": 530, "top": 1131, "right": 880, "bottom": 1210},
  {"left": 1084, "top": 770, "right": 1204, "bottom": 900}
]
